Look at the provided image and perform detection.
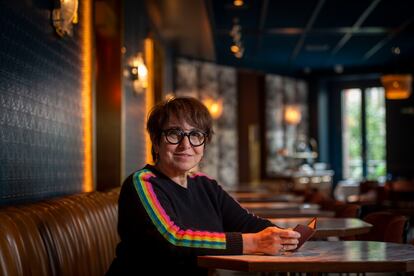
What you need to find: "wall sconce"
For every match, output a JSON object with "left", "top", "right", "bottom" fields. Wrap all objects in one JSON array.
[
  {"left": 230, "top": 18, "right": 244, "bottom": 59},
  {"left": 284, "top": 105, "right": 302, "bottom": 125},
  {"left": 381, "top": 74, "right": 412, "bottom": 100},
  {"left": 52, "top": 0, "right": 79, "bottom": 37},
  {"left": 203, "top": 97, "right": 223, "bottom": 120},
  {"left": 127, "top": 53, "right": 148, "bottom": 94}
]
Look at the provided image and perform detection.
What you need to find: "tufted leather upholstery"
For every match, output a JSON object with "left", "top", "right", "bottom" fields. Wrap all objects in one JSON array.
[{"left": 0, "top": 188, "right": 120, "bottom": 276}]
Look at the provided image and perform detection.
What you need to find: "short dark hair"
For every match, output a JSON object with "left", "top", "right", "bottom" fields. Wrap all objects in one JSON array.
[{"left": 146, "top": 97, "right": 214, "bottom": 161}]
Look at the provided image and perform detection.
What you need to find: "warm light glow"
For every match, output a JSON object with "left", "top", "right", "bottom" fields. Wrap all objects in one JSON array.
[
  {"left": 284, "top": 105, "right": 302, "bottom": 125},
  {"left": 230, "top": 19, "right": 244, "bottom": 58},
  {"left": 81, "top": 0, "right": 93, "bottom": 192},
  {"left": 234, "top": 51, "right": 243, "bottom": 59},
  {"left": 164, "top": 93, "right": 175, "bottom": 101},
  {"left": 145, "top": 38, "right": 155, "bottom": 164},
  {"left": 138, "top": 63, "right": 148, "bottom": 80},
  {"left": 230, "top": 44, "right": 240, "bottom": 53},
  {"left": 129, "top": 53, "right": 148, "bottom": 93},
  {"left": 203, "top": 97, "right": 223, "bottom": 120},
  {"left": 233, "top": 0, "right": 244, "bottom": 6},
  {"left": 71, "top": 0, "right": 79, "bottom": 24},
  {"left": 381, "top": 74, "right": 412, "bottom": 100}
]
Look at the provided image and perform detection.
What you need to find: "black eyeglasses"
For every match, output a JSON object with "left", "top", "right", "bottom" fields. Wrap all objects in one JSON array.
[{"left": 162, "top": 128, "right": 207, "bottom": 147}]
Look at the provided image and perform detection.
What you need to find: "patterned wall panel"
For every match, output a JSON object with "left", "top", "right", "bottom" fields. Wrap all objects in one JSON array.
[
  {"left": 175, "top": 58, "right": 238, "bottom": 187},
  {"left": 198, "top": 62, "right": 220, "bottom": 179},
  {"left": 265, "top": 74, "right": 308, "bottom": 176},
  {"left": 175, "top": 59, "right": 199, "bottom": 98},
  {"left": 122, "top": 0, "right": 148, "bottom": 179},
  {"left": 265, "top": 75, "right": 286, "bottom": 174},
  {"left": 0, "top": 1, "right": 85, "bottom": 205},
  {"left": 216, "top": 67, "right": 238, "bottom": 187}
]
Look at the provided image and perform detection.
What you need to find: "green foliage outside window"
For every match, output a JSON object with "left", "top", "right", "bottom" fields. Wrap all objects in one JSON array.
[{"left": 343, "top": 88, "right": 386, "bottom": 181}]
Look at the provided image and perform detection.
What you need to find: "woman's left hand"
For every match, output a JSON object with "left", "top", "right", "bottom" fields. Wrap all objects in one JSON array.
[{"left": 242, "top": 227, "right": 300, "bottom": 255}]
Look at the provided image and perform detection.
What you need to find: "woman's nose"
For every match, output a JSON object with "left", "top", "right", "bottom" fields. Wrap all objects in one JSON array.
[{"left": 177, "top": 135, "right": 192, "bottom": 148}]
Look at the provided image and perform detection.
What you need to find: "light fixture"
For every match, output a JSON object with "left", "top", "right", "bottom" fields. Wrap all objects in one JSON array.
[
  {"left": 233, "top": 0, "right": 244, "bottom": 7},
  {"left": 230, "top": 18, "right": 244, "bottom": 58},
  {"left": 203, "top": 97, "right": 223, "bottom": 120},
  {"left": 127, "top": 53, "right": 148, "bottom": 94},
  {"left": 230, "top": 44, "right": 240, "bottom": 54},
  {"left": 284, "top": 105, "right": 302, "bottom": 125},
  {"left": 52, "top": 0, "right": 79, "bottom": 37},
  {"left": 381, "top": 74, "right": 412, "bottom": 100}
]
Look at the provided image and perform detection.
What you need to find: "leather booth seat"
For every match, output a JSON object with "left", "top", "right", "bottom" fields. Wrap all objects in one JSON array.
[{"left": 0, "top": 188, "right": 120, "bottom": 276}]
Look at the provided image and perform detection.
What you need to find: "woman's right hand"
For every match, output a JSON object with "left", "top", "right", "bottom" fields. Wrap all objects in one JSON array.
[{"left": 242, "top": 227, "right": 300, "bottom": 255}]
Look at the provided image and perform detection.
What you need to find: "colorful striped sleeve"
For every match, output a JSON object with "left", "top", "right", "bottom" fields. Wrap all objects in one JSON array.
[{"left": 132, "top": 169, "right": 227, "bottom": 249}]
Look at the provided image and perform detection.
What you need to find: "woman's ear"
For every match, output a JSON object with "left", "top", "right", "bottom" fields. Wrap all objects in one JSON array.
[
  {"left": 150, "top": 142, "right": 160, "bottom": 163},
  {"left": 153, "top": 143, "right": 159, "bottom": 154}
]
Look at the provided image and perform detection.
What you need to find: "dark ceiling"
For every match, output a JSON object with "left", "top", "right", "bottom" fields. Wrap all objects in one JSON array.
[{"left": 206, "top": 0, "right": 414, "bottom": 76}]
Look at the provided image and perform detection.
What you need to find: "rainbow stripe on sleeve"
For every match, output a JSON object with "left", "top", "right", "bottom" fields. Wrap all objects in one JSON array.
[
  {"left": 132, "top": 169, "right": 227, "bottom": 249},
  {"left": 189, "top": 171, "right": 212, "bottom": 179}
]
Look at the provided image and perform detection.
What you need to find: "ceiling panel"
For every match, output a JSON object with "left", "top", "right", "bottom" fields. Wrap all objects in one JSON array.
[
  {"left": 206, "top": 0, "right": 414, "bottom": 75},
  {"left": 362, "top": 0, "right": 414, "bottom": 28},
  {"left": 264, "top": 0, "right": 319, "bottom": 28},
  {"left": 313, "top": 0, "right": 371, "bottom": 28}
]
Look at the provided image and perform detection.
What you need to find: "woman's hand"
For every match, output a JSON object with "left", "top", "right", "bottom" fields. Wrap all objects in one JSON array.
[{"left": 242, "top": 227, "right": 300, "bottom": 255}]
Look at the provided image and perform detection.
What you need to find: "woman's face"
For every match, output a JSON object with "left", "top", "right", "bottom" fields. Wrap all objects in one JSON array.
[{"left": 155, "top": 116, "right": 205, "bottom": 175}]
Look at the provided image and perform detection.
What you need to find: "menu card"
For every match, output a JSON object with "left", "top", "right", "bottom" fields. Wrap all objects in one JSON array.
[{"left": 292, "top": 217, "right": 317, "bottom": 251}]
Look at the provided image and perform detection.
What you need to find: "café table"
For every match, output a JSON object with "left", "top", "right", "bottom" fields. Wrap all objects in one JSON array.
[
  {"left": 231, "top": 192, "right": 304, "bottom": 203},
  {"left": 198, "top": 241, "right": 414, "bottom": 273},
  {"left": 240, "top": 201, "right": 335, "bottom": 218},
  {"left": 248, "top": 209, "right": 335, "bottom": 218},
  {"left": 241, "top": 202, "right": 319, "bottom": 211},
  {"left": 270, "top": 217, "right": 372, "bottom": 239}
]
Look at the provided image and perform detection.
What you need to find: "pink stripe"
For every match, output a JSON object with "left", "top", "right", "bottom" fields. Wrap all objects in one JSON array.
[
  {"left": 189, "top": 172, "right": 213, "bottom": 180},
  {"left": 144, "top": 181, "right": 174, "bottom": 226}
]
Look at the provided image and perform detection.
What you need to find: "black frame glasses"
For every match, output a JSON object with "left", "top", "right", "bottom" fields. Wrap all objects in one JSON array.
[{"left": 162, "top": 128, "right": 207, "bottom": 147}]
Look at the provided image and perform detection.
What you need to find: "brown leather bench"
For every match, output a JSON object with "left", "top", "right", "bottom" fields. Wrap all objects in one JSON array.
[{"left": 0, "top": 188, "right": 120, "bottom": 276}]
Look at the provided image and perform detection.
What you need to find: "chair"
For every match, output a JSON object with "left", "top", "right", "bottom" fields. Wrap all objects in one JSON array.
[
  {"left": 358, "top": 203, "right": 384, "bottom": 219},
  {"left": 318, "top": 199, "right": 361, "bottom": 218},
  {"left": 359, "top": 180, "right": 379, "bottom": 194},
  {"left": 355, "top": 211, "right": 409, "bottom": 243},
  {"left": 386, "top": 179, "right": 414, "bottom": 208},
  {"left": 333, "top": 203, "right": 361, "bottom": 218},
  {"left": 303, "top": 189, "right": 327, "bottom": 204}
]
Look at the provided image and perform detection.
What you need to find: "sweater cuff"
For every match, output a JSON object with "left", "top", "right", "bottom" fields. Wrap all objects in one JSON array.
[{"left": 225, "top": 232, "right": 243, "bottom": 254}]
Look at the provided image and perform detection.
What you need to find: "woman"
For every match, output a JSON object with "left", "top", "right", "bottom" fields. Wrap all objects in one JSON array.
[{"left": 107, "top": 97, "right": 300, "bottom": 275}]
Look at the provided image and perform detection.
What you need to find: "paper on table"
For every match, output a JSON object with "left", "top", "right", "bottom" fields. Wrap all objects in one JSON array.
[{"left": 307, "top": 217, "right": 317, "bottom": 229}]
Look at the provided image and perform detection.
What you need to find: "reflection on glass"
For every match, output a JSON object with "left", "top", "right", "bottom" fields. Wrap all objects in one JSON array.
[
  {"left": 367, "top": 240, "right": 385, "bottom": 260},
  {"left": 344, "top": 240, "right": 361, "bottom": 260}
]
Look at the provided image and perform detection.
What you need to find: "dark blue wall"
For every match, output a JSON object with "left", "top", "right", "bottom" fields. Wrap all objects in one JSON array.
[
  {"left": 0, "top": 1, "right": 85, "bottom": 205},
  {"left": 386, "top": 93, "right": 414, "bottom": 179}
]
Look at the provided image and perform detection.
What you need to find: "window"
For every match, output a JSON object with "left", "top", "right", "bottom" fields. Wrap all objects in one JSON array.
[{"left": 342, "top": 87, "right": 386, "bottom": 181}]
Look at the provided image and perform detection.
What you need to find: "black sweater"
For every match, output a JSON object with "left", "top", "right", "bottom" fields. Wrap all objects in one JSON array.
[{"left": 107, "top": 165, "right": 273, "bottom": 275}]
